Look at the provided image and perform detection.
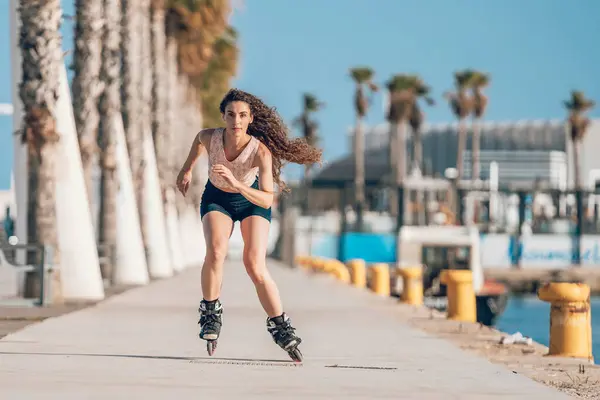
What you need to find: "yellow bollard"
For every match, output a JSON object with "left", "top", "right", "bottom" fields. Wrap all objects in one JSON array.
[
  {"left": 330, "top": 260, "right": 351, "bottom": 283},
  {"left": 323, "top": 260, "right": 337, "bottom": 274},
  {"left": 538, "top": 282, "right": 593, "bottom": 361},
  {"left": 440, "top": 269, "right": 476, "bottom": 322},
  {"left": 398, "top": 266, "right": 423, "bottom": 306},
  {"left": 294, "top": 255, "right": 309, "bottom": 269},
  {"left": 314, "top": 258, "right": 326, "bottom": 272},
  {"left": 308, "top": 257, "right": 320, "bottom": 272},
  {"left": 369, "top": 263, "right": 390, "bottom": 296},
  {"left": 347, "top": 259, "right": 367, "bottom": 288}
]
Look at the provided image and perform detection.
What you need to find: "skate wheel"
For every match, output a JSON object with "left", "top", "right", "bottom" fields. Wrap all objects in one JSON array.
[
  {"left": 288, "top": 347, "right": 303, "bottom": 362},
  {"left": 207, "top": 340, "right": 217, "bottom": 356}
]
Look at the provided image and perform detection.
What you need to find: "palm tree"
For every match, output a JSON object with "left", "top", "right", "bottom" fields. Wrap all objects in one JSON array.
[
  {"left": 71, "top": 0, "right": 103, "bottom": 205},
  {"left": 564, "top": 90, "right": 595, "bottom": 189},
  {"left": 386, "top": 74, "right": 415, "bottom": 187},
  {"left": 444, "top": 70, "right": 474, "bottom": 180},
  {"left": 121, "top": 0, "right": 143, "bottom": 206},
  {"left": 18, "top": 0, "right": 63, "bottom": 303},
  {"left": 193, "top": 26, "right": 239, "bottom": 128},
  {"left": 97, "top": 0, "right": 122, "bottom": 282},
  {"left": 293, "top": 93, "right": 324, "bottom": 179},
  {"left": 151, "top": 0, "right": 170, "bottom": 210},
  {"left": 350, "top": 66, "right": 378, "bottom": 227},
  {"left": 469, "top": 71, "right": 490, "bottom": 181},
  {"left": 165, "top": 0, "right": 235, "bottom": 128},
  {"left": 564, "top": 90, "right": 595, "bottom": 266},
  {"left": 408, "top": 77, "right": 435, "bottom": 176}
]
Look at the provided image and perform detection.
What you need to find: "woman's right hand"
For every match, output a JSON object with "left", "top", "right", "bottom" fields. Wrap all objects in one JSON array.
[{"left": 176, "top": 168, "right": 192, "bottom": 196}]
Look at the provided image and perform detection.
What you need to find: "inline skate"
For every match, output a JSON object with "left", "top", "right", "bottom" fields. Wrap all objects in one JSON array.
[
  {"left": 198, "top": 299, "right": 223, "bottom": 356},
  {"left": 266, "top": 312, "right": 303, "bottom": 362}
]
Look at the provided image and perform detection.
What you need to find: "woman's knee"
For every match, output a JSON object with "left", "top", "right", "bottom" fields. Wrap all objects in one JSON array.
[
  {"left": 205, "top": 241, "right": 228, "bottom": 265},
  {"left": 243, "top": 251, "right": 267, "bottom": 284}
]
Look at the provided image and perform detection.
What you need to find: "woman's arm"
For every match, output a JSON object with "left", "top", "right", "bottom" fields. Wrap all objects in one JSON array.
[
  {"left": 234, "top": 144, "right": 275, "bottom": 209},
  {"left": 181, "top": 128, "right": 212, "bottom": 172}
]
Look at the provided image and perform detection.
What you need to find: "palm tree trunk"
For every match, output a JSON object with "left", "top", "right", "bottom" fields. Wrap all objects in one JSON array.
[
  {"left": 413, "top": 129, "right": 423, "bottom": 175},
  {"left": 354, "top": 117, "right": 365, "bottom": 230},
  {"left": 72, "top": 0, "right": 103, "bottom": 207},
  {"left": 97, "top": 0, "right": 121, "bottom": 281},
  {"left": 396, "top": 121, "right": 407, "bottom": 183},
  {"left": 121, "top": 0, "right": 143, "bottom": 206},
  {"left": 472, "top": 118, "right": 481, "bottom": 181},
  {"left": 456, "top": 117, "right": 467, "bottom": 180},
  {"left": 388, "top": 122, "right": 398, "bottom": 215},
  {"left": 573, "top": 138, "right": 583, "bottom": 265},
  {"left": 18, "top": 0, "right": 63, "bottom": 303},
  {"left": 151, "top": 2, "right": 170, "bottom": 208},
  {"left": 166, "top": 37, "right": 187, "bottom": 215},
  {"left": 573, "top": 138, "right": 582, "bottom": 189},
  {"left": 137, "top": 0, "right": 153, "bottom": 248}
]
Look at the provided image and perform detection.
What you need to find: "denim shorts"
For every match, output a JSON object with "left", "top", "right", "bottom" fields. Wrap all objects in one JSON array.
[{"left": 200, "top": 178, "right": 272, "bottom": 223}]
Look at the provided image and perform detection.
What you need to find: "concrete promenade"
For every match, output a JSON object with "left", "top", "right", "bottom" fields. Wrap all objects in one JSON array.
[{"left": 0, "top": 259, "right": 572, "bottom": 399}]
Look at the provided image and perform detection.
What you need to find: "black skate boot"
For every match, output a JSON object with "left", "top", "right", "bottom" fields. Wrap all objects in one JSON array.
[
  {"left": 198, "top": 299, "right": 223, "bottom": 356},
  {"left": 266, "top": 313, "right": 303, "bottom": 362}
]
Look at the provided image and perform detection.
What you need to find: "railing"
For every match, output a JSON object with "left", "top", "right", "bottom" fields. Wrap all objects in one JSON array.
[{"left": 0, "top": 243, "right": 50, "bottom": 306}]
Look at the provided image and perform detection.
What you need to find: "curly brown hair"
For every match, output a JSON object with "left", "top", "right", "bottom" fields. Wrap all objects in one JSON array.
[{"left": 219, "top": 88, "right": 322, "bottom": 192}]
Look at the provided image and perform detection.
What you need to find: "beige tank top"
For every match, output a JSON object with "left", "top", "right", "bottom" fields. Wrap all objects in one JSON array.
[{"left": 208, "top": 128, "right": 259, "bottom": 191}]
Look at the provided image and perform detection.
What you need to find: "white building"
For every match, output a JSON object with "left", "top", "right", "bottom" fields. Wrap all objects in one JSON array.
[{"left": 328, "top": 119, "right": 600, "bottom": 190}]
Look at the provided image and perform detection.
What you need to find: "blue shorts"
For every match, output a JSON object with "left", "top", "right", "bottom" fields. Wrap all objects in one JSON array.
[{"left": 200, "top": 178, "right": 272, "bottom": 223}]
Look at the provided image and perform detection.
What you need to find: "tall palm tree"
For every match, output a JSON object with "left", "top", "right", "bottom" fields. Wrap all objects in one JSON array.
[
  {"left": 18, "top": 0, "right": 63, "bottom": 302},
  {"left": 166, "top": 0, "right": 234, "bottom": 128},
  {"left": 408, "top": 77, "right": 435, "bottom": 176},
  {"left": 444, "top": 70, "right": 474, "bottom": 180},
  {"left": 138, "top": 0, "right": 153, "bottom": 247},
  {"left": 164, "top": 8, "right": 183, "bottom": 212},
  {"left": 151, "top": 0, "right": 170, "bottom": 210},
  {"left": 564, "top": 90, "right": 595, "bottom": 266},
  {"left": 469, "top": 71, "right": 490, "bottom": 181},
  {"left": 386, "top": 74, "right": 415, "bottom": 186},
  {"left": 193, "top": 26, "right": 239, "bottom": 128},
  {"left": 349, "top": 66, "right": 378, "bottom": 226},
  {"left": 97, "top": 0, "right": 122, "bottom": 282},
  {"left": 564, "top": 90, "right": 595, "bottom": 189},
  {"left": 293, "top": 93, "right": 324, "bottom": 179},
  {"left": 71, "top": 0, "right": 103, "bottom": 205},
  {"left": 121, "top": 0, "right": 143, "bottom": 207}
]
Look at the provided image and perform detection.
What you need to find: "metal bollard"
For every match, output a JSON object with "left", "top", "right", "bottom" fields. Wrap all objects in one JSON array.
[
  {"left": 440, "top": 269, "right": 476, "bottom": 322},
  {"left": 347, "top": 259, "right": 366, "bottom": 288},
  {"left": 369, "top": 263, "right": 390, "bottom": 296},
  {"left": 538, "top": 282, "right": 594, "bottom": 362},
  {"left": 398, "top": 265, "right": 423, "bottom": 306}
]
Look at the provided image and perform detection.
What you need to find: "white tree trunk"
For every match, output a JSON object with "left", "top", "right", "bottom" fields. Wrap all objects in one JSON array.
[
  {"left": 55, "top": 64, "right": 105, "bottom": 301},
  {"left": 113, "top": 113, "right": 149, "bottom": 285},
  {"left": 9, "top": 0, "right": 28, "bottom": 267}
]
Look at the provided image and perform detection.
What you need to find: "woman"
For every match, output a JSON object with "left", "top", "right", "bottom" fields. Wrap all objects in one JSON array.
[{"left": 176, "top": 88, "right": 322, "bottom": 361}]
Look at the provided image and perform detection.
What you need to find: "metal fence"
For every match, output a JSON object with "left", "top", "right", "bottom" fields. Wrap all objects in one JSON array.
[{"left": 0, "top": 243, "right": 50, "bottom": 306}]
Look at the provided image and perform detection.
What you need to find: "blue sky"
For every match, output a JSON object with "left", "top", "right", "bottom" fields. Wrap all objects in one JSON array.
[{"left": 1, "top": 0, "right": 599, "bottom": 188}]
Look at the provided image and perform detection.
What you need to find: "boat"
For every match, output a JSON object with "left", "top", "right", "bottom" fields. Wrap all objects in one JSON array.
[{"left": 394, "top": 225, "right": 508, "bottom": 326}]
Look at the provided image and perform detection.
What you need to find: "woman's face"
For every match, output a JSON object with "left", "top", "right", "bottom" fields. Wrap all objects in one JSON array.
[{"left": 223, "top": 101, "right": 253, "bottom": 134}]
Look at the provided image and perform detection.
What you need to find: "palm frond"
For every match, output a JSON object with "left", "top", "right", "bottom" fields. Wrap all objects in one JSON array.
[{"left": 350, "top": 66, "right": 374, "bottom": 84}]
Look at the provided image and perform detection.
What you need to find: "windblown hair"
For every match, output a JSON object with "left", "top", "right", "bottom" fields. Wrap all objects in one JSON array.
[{"left": 219, "top": 88, "right": 322, "bottom": 192}]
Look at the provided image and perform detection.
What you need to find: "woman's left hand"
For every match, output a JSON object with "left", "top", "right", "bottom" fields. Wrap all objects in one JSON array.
[{"left": 212, "top": 164, "right": 240, "bottom": 191}]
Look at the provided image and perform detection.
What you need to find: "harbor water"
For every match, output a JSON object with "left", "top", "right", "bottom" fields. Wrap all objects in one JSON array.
[{"left": 495, "top": 295, "right": 600, "bottom": 363}]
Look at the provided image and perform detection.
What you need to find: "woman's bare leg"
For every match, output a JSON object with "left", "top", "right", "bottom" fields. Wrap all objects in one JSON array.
[
  {"left": 201, "top": 211, "right": 234, "bottom": 301},
  {"left": 240, "top": 215, "right": 282, "bottom": 317}
]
